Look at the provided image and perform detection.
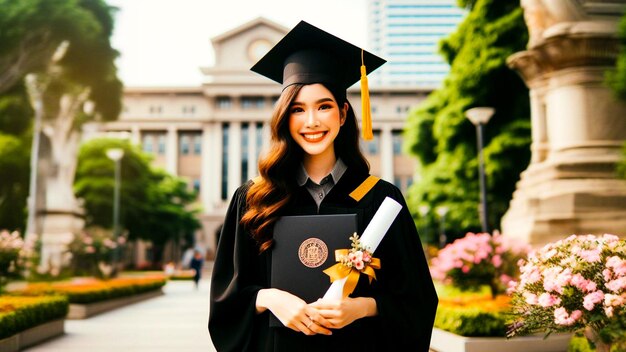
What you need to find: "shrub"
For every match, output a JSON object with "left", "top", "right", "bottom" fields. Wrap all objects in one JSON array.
[
  {"left": 430, "top": 231, "right": 529, "bottom": 298},
  {"left": 0, "top": 295, "right": 68, "bottom": 339},
  {"left": 508, "top": 234, "right": 626, "bottom": 351},
  {"left": 66, "top": 227, "right": 126, "bottom": 278},
  {"left": 0, "top": 230, "right": 35, "bottom": 292},
  {"left": 13, "top": 276, "right": 166, "bottom": 304},
  {"left": 434, "top": 284, "right": 510, "bottom": 337}
]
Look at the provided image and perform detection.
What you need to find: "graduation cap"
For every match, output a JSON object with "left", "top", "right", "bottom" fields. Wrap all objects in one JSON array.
[{"left": 250, "top": 20, "right": 386, "bottom": 140}]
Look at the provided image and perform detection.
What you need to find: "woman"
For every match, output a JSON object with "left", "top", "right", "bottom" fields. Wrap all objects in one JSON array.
[{"left": 209, "top": 21, "right": 438, "bottom": 351}]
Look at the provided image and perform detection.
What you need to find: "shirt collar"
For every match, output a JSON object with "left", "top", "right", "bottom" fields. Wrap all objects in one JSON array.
[{"left": 296, "top": 158, "right": 347, "bottom": 186}]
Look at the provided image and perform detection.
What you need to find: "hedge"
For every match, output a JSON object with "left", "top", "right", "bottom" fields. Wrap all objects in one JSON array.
[
  {"left": 0, "top": 295, "right": 68, "bottom": 339},
  {"left": 12, "top": 276, "right": 167, "bottom": 304},
  {"left": 434, "top": 284, "right": 510, "bottom": 337}
]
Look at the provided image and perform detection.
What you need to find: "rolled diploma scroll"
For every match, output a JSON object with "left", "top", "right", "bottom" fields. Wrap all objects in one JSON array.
[{"left": 322, "top": 196, "right": 403, "bottom": 300}]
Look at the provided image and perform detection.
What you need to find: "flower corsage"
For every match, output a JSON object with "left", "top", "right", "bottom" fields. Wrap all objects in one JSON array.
[{"left": 323, "top": 233, "right": 381, "bottom": 297}]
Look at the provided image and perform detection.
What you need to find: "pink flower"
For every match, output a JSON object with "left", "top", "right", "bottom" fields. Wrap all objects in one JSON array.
[
  {"left": 354, "top": 260, "right": 364, "bottom": 270},
  {"left": 604, "top": 294, "right": 625, "bottom": 307},
  {"left": 583, "top": 291, "right": 605, "bottom": 311},
  {"left": 554, "top": 307, "right": 581, "bottom": 326},
  {"left": 524, "top": 292, "right": 538, "bottom": 305},
  {"left": 606, "top": 277, "right": 626, "bottom": 293},
  {"left": 578, "top": 249, "right": 601, "bottom": 263},
  {"left": 538, "top": 293, "right": 561, "bottom": 307},
  {"left": 362, "top": 251, "right": 371, "bottom": 263},
  {"left": 605, "top": 306, "right": 614, "bottom": 317},
  {"left": 492, "top": 255, "right": 502, "bottom": 268}
]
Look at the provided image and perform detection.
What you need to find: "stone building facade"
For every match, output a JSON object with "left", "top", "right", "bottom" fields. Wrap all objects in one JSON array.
[{"left": 96, "top": 18, "right": 429, "bottom": 257}]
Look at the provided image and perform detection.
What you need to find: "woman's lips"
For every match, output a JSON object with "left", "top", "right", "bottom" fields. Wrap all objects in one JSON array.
[{"left": 302, "top": 131, "right": 327, "bottom": 142}]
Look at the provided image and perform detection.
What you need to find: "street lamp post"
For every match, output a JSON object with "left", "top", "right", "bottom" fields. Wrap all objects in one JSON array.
[
  {"left": 465, "top": 107, "right": 495, "bottom": 233},
  {"left": 106, "top": 148, "right": 124, "bottom": 272},
  {"left": 436, "top": 205, "right": 449, "bottom": 249}
]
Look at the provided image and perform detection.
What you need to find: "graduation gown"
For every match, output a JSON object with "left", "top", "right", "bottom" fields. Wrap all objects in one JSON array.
[{"left": 209, "top": 169, "right": 438, "bottom": 351}]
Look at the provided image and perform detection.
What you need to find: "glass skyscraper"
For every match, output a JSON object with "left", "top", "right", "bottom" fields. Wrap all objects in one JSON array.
[{"left": 368, "top": 0, "right": 465, "bottom": 88}]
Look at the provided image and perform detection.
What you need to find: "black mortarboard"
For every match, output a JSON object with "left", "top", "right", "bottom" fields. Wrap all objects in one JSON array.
[{"left": 250, "top": 20, "right": 386, "bottom": 140}]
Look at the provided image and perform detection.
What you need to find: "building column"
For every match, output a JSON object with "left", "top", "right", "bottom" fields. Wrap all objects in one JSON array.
[
  {"left": 201, "top": 123, "right": 221, "bottom": 213},
  {"left": 131, "top": 125, "right": 141, "bottom": 146},
  {"left": 227, "top": 122, "right": 242, "bottom": 199},
  {"left": 166, "top": 126, "right": 178, "bottom": 175},
  {"left": 380, "top": 125, "right": 394, "bottom": 183},
  {"left": 248, "top": 123, "right": 258, "bottom": 179}
]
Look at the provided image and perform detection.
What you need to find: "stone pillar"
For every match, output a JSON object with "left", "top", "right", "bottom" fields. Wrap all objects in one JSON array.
[
  {"left": 502, "top": 0, "right": 626, "bottom": 245},
  {"left": 227, "top": 122, "right": 242, "bottom": 198},
  {"left": 166, "top": 126, "right": 178, "bottom": 175},
  {"left": 201, "top": 124, "right": 213, "bottom": 213},
  {"left": 248, "top": 122, "right": 258, "bottom": 179},
  {"left": 380, "top": 125, "right": 394, "bottom": 183},
  {"left": 131, "top": 125, "right": 141, "bottom": 146}
]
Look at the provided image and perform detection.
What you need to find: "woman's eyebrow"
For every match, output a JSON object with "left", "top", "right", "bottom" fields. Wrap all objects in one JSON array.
[{"left": 291, "top": 97, "right": 335, "bottom": 106}]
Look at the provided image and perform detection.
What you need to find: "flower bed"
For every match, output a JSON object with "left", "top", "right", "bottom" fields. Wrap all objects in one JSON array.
[
  {"left": 12, "top": 276, "right": 166, "bottom": 304},
  {"left": 508, "top": 234, "right": 626, "bottom": 351},
  {"left": 434, "top": 285, "right": 509, "bottom": 337},
  {"left": 168, "top": 270, "right": 196, "bottom": 281},
  {"left": 0, "top": 296, "right": 68, "bottom": 339}
]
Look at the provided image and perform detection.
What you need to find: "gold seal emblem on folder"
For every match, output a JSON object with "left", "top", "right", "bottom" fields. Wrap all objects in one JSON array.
[{"left": 298, "top": 238, "right": 328, "bottom": 268}]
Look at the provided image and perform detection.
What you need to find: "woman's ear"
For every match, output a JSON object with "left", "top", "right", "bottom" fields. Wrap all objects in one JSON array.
[{"left": 340, "top": 102, "right": 348, "bottom": 126}]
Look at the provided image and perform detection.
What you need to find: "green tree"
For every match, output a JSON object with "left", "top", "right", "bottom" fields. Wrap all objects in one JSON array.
[
  {"left": 404, "top": 0, "right": 531, "bottom": 242},
  {"left": 0, "top": 0, "right": 119, "bottom": 97},
  {"left": 0, "top": 83, "right": 33, "bottom": 231},
  {"left": 606, "top": 13, "right": 626, "bottom": 182},
  {"left": 0, "top": 0, "right": 122, "bottom": 233},
  {"left": 607, "top": 13, "right": 626, "bottom": 100},
  {"left": 74, "top": 138, "right": 201, "bottom": 265}
]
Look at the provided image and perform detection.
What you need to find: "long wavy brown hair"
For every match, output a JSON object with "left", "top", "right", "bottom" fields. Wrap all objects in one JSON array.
[{"left": 241, "top": 83, "right": 369, "bottom": 252}]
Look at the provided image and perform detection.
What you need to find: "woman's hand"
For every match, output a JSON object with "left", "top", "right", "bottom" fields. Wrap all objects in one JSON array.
[
  {"left": 256, "top": 288, "right": 333, "bottom": 335},
  {"left": 309, "top": 297, "right": 378, "bottom": 329}
]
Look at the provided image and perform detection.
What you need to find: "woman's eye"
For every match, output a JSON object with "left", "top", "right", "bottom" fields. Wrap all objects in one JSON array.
[
  {"left": 319, "top": 104, "right": 332, "bottom": 110},
  {"left": 290, "top": 107, "right": 303, "bottom": 113}
]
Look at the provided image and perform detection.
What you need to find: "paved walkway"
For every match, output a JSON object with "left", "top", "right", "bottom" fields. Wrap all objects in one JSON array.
[
  {"left": 22, "top": 269, "right": 436, "bottom": 351},
  {"left": 24, "top": 276, "right": 216, "bottom": 352}
]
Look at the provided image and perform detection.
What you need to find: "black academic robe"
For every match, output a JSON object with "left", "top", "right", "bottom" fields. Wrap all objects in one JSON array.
[{"left": 209, "top": 169, "right": 438, "bottom": 352}]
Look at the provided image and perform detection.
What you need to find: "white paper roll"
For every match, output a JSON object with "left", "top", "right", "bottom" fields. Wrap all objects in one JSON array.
[{"left": 322, "top": 197, "right": 402, "bottom": 300}]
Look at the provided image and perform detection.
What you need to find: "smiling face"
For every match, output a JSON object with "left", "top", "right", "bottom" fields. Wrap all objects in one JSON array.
[{"left": 288, "top": 84, "right": 347, "bottom": 165}]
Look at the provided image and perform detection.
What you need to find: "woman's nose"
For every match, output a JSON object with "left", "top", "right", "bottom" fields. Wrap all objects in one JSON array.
[{"left": 305, "top": 111, "right": 320, "bottom": 128}]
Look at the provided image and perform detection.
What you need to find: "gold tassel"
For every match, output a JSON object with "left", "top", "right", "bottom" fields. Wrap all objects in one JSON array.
[{"left": 360, "top": 50, "right": 373, "bottom": 140}]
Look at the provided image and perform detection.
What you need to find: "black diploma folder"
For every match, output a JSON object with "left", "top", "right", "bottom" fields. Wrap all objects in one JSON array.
[{"left": 270, "top": 213, "right": 357, "bottom": 327}]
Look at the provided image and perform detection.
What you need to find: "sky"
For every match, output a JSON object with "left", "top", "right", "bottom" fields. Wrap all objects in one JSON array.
[{"left": 108, "top": 0, "right": 368, "bottom": 87}]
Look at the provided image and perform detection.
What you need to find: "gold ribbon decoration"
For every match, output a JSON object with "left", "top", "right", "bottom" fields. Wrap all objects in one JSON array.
[{"left": 322, "top": 249, "right": 381, "bottom": 298}]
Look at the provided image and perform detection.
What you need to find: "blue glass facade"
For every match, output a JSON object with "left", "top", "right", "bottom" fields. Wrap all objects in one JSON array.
[{"left": 368, "top": 0, "right": 465, "bottom": 88}]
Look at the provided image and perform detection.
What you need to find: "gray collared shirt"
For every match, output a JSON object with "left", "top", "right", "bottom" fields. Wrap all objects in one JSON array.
[{"left": 296, "top": 158, "right": 347, "bottom": 209}]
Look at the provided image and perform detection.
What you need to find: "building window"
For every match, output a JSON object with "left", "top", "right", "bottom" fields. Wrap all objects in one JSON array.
[
  {"left": 242, "top": 96, "right": 265, "bottom": 110},
  {"left": 392, "top": 130, "right": 403, "bottom": 155},
  {"left": 193, "top": 179, "right": 200, "bottom": 193},
  {"left": 221, "top": 123, "right": 229, "bottom": 200},
  {"left": 180, "top": 135, "right": 190, "bottom": 155},
  {"left": 256, "top": 122, "right": 264, "bottom": 155},
  {"left": 241, "top": 123, "right": 249, "bottom": 183},
  {"left": 193, "top": 134, "right": 201, "bottom": 154},
  {"left": 182, "top": 105, "right": 196, "bottom": 114},
  {"left": 149, "top": 105, "right": 162, "bottom": 114},
  {"left": 394, "top": 176, "right": 402, "bottom": 190},
  {"left": 142, "top": 135, "right": 154, "bottom": 153},
  {"left": 157, "top": 134, "right": 166, "bottom": 155},
  {"left": 364, "top": 130, "right": 380, "bottom": 155},
  {"left": 216, "top": 97, "right": 232, "bottom": 110}
]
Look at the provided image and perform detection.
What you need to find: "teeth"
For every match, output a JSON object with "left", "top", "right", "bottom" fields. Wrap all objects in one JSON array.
[{"left": 303, "top": 132, "right": 324, "bottom": 140}]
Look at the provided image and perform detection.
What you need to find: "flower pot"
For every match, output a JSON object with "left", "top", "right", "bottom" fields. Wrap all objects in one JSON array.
[{"left": 430, "top": 328, "right": 572, "bottom": 352}]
